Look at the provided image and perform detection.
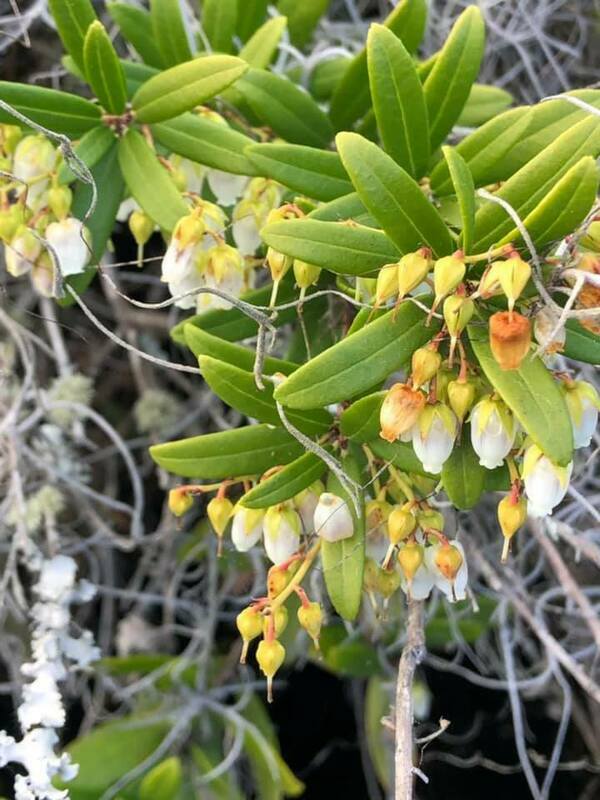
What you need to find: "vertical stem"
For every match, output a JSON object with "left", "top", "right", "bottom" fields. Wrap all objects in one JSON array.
[{"left": 395, "top": 598, "right": 425, "bottom": 800}]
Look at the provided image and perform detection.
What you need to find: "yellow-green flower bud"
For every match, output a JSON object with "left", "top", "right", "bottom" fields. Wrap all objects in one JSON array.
[
  {"left": 293, "top": 259, "right": 321, "bottom": 289},
  {"left": 375, "top": 263, "right": 398, "bottom": 305},
  {"left": 168, "top": 487, "right": 193, "bottom": 517},
  {"left": 397, "top": 251, "right": 432, "bottom": 299},
  {"left": 236, "top": 606, "right": 263, "bottom": 663},
  {"left": 256, "top": 639, "right": 285, "bottom": 702},
  {"left": 434, "top": 543, "right": 463, "bottom": 581},
  {"left": 387, "top": 505, "right": 416, "bottom": 544},
  {"left": 297, "top": 601, "right": 323, "bottom": 647},
  {"left": 174, "top": 213, "right": 206, "bottom": 250},
  {"left": 411, "top": 345, "right": 441, "bottom": 389},
  {"left": 443, "top": 294, "right": 474, "bottom": 338},
  {"left": 263, "top": 606, "right": 288, "bottom": 638},
  {"left": 497, "top": 255, "right": 531, "bottom": 311},
  {"left": 129, "top": 210, "right": 154, "bottom": 246},
  {"left": 580, "top": 220, "right": 600, "bottom": 252},
  {"left": 266, "top": 246, "right": 292, "bottom": 282},
  {"left": 0, "top": 204, "right": 26, "bottom": 243},
  {"left": 207, "top": 496, "right": 233, "bottom": 540},
  {"left": 0, "top": 124, "right": 22, "bottom": 155},
  {"left": 433, "top": 255, "right": 465, "bottom": 305},
  {"left": 48, "top": 184, "right": 72, "bottom": 220},
  {"left": 447, "top": 378, "right": 476, "bottom": 422},
  {"left": 498, "top": 495, "right": 527, "bottom": 562},
  {"left": 378, "top": 566, "right": 401, "bottom": 599},
  {"left": 397, "top": 542, "right": 424, "bottom": 582},
  {"left": 417, "top": 507, "right": 444, "bottom": 533}
]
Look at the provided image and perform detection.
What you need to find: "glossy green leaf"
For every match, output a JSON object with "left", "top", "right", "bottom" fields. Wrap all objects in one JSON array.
[
  {"left": 152, "top": 112, "right": 258, "bottom": 175},
  {"left": 441, "top": 429, "right": 486, "bottom": 509},
  {"left": 236, "top": 0, "right": 269, "bottom": 41},
  {"left": 277, "top": 0, "right": 329, "bottom": 47},
  {"left": 472, "top": 116, "right": 600, "bottom": 251},
  {"left": 498, "top": 156, "right": 599, "bottom": 249},
  {"left": 246, "top": 143, "right": 351, "bottom": 201},
  {"left": 48, "top": 0, "right": 97, "bottom": 72},
  {"left": 58, "top": 125, "right": 115, "bottom": 184},
  {"left": 337, "top": 132, "right": 453, "bottom": 257},
  {"left": 274, "top": 301, "right": 439, "bottom": 409},
  {"left": 139, "top": 757, "right": 182, "bottom": 800},
  {"left": 442, "top": 145, "right": 475, "bottom": 254},
  {"left": 118, "top": 129, "right": 188, "bottom": 231},
  {"left": 150, "top": 424, "right": 303, "bottom": 478},
  {"left": 340, "top": 392, "right": 384, "bottom": 443},
  {"left": 83, "top": 21, "right": 127, "bottom": 113},
  {"left": 241, "top": 451, "right": 327, "bottom": 508},
  {"left": 199, "top": 355, "right": 332, "bottom": 435},
  {"left": 308, "top": 192, "right": 374, "bottom": 226},
  {"left": 239, "top": 15, "right": 286, "bottom": 68},
  {"left": 233, "top": 68, "right": 333, "bottom": 147},
  {"left": 107, "top": 2, "right": 164, "bottom": 68},
  {"left": 457, "top": 83, "right": 512, "bottom": 127},
  {"left": 132, "top": 55, "right": 247, "bottom": 123},
  {"left": 321, "top": 456, "right": 365, "bottom": 621},
  {"left": 262, "top": 218, "right": 399, "bottom": 276},
  {"left": 0, "top": 81, "right": 101, "bottom": 137},
  {"left": 430, "top": 107, "right": 532, "bottom": 195},
  {"left": 329, "top": 0, "right": 427, "bottom": 131},
  {"left": 310, "top": 56, "right": 349, "bottom": 101},
  {"left": 184, "top": 324, "right": 297, "bottom": 375},
  {"left": 367, "top": 24, "right": 429, "bottom": 177},
  {"left": 203, "top": 0, "right": 237, "bottom": 53},
  {"left": 468, "top": 326, "right": 573, "bottom": 465},
  {"left": 564, "top": 321, "right": 600, "bottom": 365},
  {"left": 423, "top": 7, "right": 485, "bottom": 149},
  {"left": 367, "top": 438, "right": 431, "bottom": 476},
  {"left": 120, "top": 59, "right": 159, "bottom": 96},
  {"left": 150, "top": 0, "right": 192, "bottom": 66}
]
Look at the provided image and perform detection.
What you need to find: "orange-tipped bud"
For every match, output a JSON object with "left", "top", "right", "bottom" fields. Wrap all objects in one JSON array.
[
  {"left": 489, "top": 311, "right": 531, "bottom": 370},
  {"left": 447, "top": 378, "right": 476, "bottom": 421},
  {"left": 379, "top": 382, "right": 426, "bottom": 442},
  {"left": 297, "top": 601, "right": 323, "bottom": 648},
  {"left": 498, "top": 495, "right": 527, "bottom": 563},
  {"left": 434, "top": 543, "right": 463, "bottom": 581},
  {"left": 411, "top": 346, "right": 442, "bottom": 389},
  {"left": 397, "top": 542, "right": 424, "bottom": 582},
  {"left": 236, "top": 607, "right": 263, "bottom": 663},
  {"left": 387, "top": 505, "right": 416, "bottom": 544},
  {"left": 168, "top": 487, "right": 194, "bottom": 517},
  {"left": 256, "top": 639, "right": 285, "bottom": 702}
]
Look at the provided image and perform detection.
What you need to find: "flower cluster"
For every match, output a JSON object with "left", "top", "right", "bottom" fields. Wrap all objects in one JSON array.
[{"left": 0, "top": 127, "right": 91, "bottom": 296}]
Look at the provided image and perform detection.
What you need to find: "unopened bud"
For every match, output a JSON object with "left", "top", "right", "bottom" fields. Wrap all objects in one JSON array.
[
  {"left": 398, "top": 542, "right": 424, "bottom": 582},
  {"left": 366, "top": 499, "right": 392, "bottom": 531},
  {"left": 0, "top": 204, "right": 26, "bottom": 243},
  {"left": 411, "top": 346, "right": 441, "bottom": 389},
  {"left": 397, "top": 250, "right": 431, "bottom": 299},
  {"left": 477, "top": 261, "right": 503, "bottom": 298},
  {"left": 266, "top": 246, "right": 292, "bottom": 282},
  {"left": 378, "top": 566, "right": 401, "bottom": 599},
  {"left": 417, "top": 507, "right": 444, "bottom": 533},
  {"left": 48, "top": 184, "right": 72, "bottom": 220},
  {"left": 174, "top": 213, "right": 206, "bottom": 249},
  {"left": 489, "top": 311, "right": 531, "bottom": 370},
  {"left": 314, "top": 493, "right": 354, "bottom": 542},
  {"left": 297, "top": 601, "right": 323, "bottom": 647},
  {"left": 236, "top": 607, "right": 263, "bottom": 663},
  {"left": 0, "top": 124, "right": 22, "bottom": 154},
  {"left": 433, "top": 255, "right": 465, "bottom": 305},
  {"left": 434, "top": 543, "right": 463, "bottom": 581},
  {"left": 267, "top": 566, "right": 291, "bottom": 598},
  {"left": 498, "top": 495, "right": 527, "bottom": 562},
  {"left": 387, "top": 505, "right": 416, "bottom": 544},
  {"left": 263, "top": 606, "right": 288, "bottom": 638},
  {"left": 256, "top": 638, "right": 285, "bottom": 702},
  {"left": 168, "top": 487, "right": 194, "bottom": 517},
  {"left": 129, "top": 210, "right": 154, "bottom": 246},
  {"left": 497, "top": 255, "right": 531, "bottom": 311},
  {"left": 207, "top": 495, "right": 233, "bottom": 541},
  {"left": 375, "top": 263, "right": 398, "bottom": 305},
  {"left": 293, "top": 259, "right": 320, "bottom": 289},
  {"left": 443, "top": 293, "right": 474, "bottom": 338},
  {"left": 447, "top": 378, "right": 476, "bottom": 421},
  {"left": 580, "top": 220, "right": 600, "bottom": 252},
  {"left": 379, "top": 382, "right": 425, "bottom": 442}
]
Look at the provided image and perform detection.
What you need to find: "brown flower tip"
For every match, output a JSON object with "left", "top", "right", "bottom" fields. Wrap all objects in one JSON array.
[
  {"left": 379, "top": 382, "right": 425, "bottom": 442},
  {"left": 489, "top": 311, "right": 531, "bottom": 370}
]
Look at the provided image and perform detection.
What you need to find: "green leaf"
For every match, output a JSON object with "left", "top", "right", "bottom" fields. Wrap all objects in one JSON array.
[
  {"left": 329, "top": 0, "right": 427, "bottom": 131},
  {"left": 120, "top": 59, "right": 159, "bottom": 96},
  {"left": 458, "top": 83, "right": 513, "bottom": 127},
  {"left": 423, "top": 7, "right": 485, "bottom": 150},
  {"left": 564, "top": 321, "right": 600, "bottom": 365},
  {"left": 203, "top": 0, "right": 237, "bottom": 53},
  {"left": 0, "top": 81, "right": 101, "bottom": 137},
  {"left": 337, "top": 132, "right": 453, "bottom": 257},
  {"left": 48, "top": 0, "right": 97, "bottom": 73},
  {"left": 367, "top": 438, "right": 431, "bottom": 476},
  {"left": 57, "top": 717, "right": 169, "bottom": 798},
  {"left": 199, "top": 355, "right": 332, "bottom": 435},
  {"left": 441, "top": 428, "right": 486, "bottom": 509},
  {"left": 367, "top": 24, "right": 429, "bottom": 178},
  {"left": 325, "top": 637, "right": 380, "bottom": 677},
  {"left": 365, "top": 678, "right": 392, "bottom": 790},
  {"left": 274, "top": 301, "right": 439, "bottom": 409},
  {"left": 150, "top": 0, "right": 192, "bottom": 66},
  {"left": 232, "top": 68, "right": 333, "bottom": 147},
  {"left": 340, "top": 392, "right": 384, "bottom": 443},
  {"left": 310, "top": 56, "right": 350, "bottom": 102},
  {"left": 497, "top": 156, "right": 599, "bottom": 249},
  {"left": 150, "top": 424, "right": 304, "bottom": 478},
  {"left": 442, "top": 145, "right": 475, "bottom": 254},
  {"left": 107, "top": 3, "right": 165, "bottom": 68},
  {"left": 57, "top": 125, "right": 115, "bottom": 184},
  {"left": 321, "top": 456, "right": 365, "bottom": 621},
  {"left": 430, "top": 107, "right": 532, "bottom": 195},
  {"left": 236, "top": 0, "right": 269, "bottom": 41},
  {"left": 152, "top": 112, "right": 258, "bottom": 175},
  {"left": 472, "top": 115, "right": 600, "bottom": 251},
  {"left": 192, "top": 747, "right": 244, "bottom": 800},
  {"left": 241, "top": 451, "right": 326, "bottom": 508},
  {"left": 132, "top": 55, "right": 248, "bottom": 123},
  {"left": 239, "top": 15, "right": 287, "bottom": 68},
  {"left": 139, "top": 758, "right": 182, "bottom": 800},
  {"left": 468, "top": 326, "right": 573, "bottom": 465},
  {"left": 277, "top": 0, "right": 329, "bottom": 47},
  {"left": 262, "top": 218, "right": 399, "bottom": 276},
  {"left": 83, "top": 21, "right": 127, "bottom": 114},
  {"left": 308, "top": 192, "right": 374, "bottom": 226},
  {"left": 118, "top": 129, "right": 188, "bottom": 231},
  {"left": 183, "top": 324, "right": 297, "bottom": 375},
  {"left": 243, "top": 724, "right": 283, "bottom": 800},
  {"left": 246, "top": 143, "right": 352, "bottom": 202}
]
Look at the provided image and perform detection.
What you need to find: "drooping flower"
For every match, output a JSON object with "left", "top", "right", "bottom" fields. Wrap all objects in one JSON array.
[
  {"left": 6, "top": 226, "right": 41, "bottom": 277},
  {"left": 425, "top": 540, "right": 468, "bottom": 602},
  {"left": 432, "top": 254, "right": 465, "bottom": 308},
  {"left": 12, "top": 134, "right": 56, "bottom": 211},
  {"left": 397, "top": 250, "right": 432, "bottom": 299},
  {"left": 44, "top": 218, "right": 91, "bottom": 277},
  {"left": 522, "top": 444, "right": 572, "bottom": 518},
  {"left": 562, "top": 380, "right": 600, "bottom": 449},
  {"left": 496, "top": 255, "right": 531, "bottom": 311},
  {"left": 412, "top": 403, "right": 457, "bottom": 474},
  {"left": 206, "top": 169, "right": 248, "bottom": 206},
  {"left": 470, "top": 395, "right": 516, "bottom": 469},
  {"left": 263, "top": 503, "right": 301, "bottom": 564},
  {"left": 313, "top": 493, "right": 354, "bottom": 542},
  {"left": 380, "top": 383, "right": 426, "bottom": 443},
  {"left": 195, "top": 242, "right": 247, "bottom": 311},
  {"left": 489, "top": 311, "right": 531, "bottom": 370},
  {"left": 231, "top": 506, "right": 265, "bottom": 552},
  {"left": 294, "top": 480, "right": 324, "bottom": 533}
]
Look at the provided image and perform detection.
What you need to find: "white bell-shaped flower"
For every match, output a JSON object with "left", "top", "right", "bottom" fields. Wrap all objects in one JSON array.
[
  {"left": 470, "top": 395, "right": 517, "bottom": 469},
  {"left": 6, "top": 226, "right": 41, "bottom": 277},
  {"left": 44, "top": 218, "right": 90, "bottom": 277},
  {"left": 13, "top": 134, "right": 56, "bottom": 210},
  {"left": 171, "top": 154, "right": 205, "bottom": 194},
  {"left": 30, "top": 252, "right": 55, "bottom": 297},
  {"left": 412, "top": 402, "right": 457, "bottom": 474},
  {"left": 231, "top": 506, "right": 264, "bottom": 552},
  {"left": 196, "top": 243, "right": 246, "bottom": 312},
  {"left": 313, "top": 492, "right": 354, "bottom": 542},
  {"left": 263, "top": 503, "right": 301, "bottom": 564},
  {"left": 400, "top": 563, "right": 434, "bottom": 600},
  {"left": 232, "top": 197, "right": 267, "bottom": 255},
  {"left": 206, "top": 169, "right": 248, "bottom": 206},
  {"left": 425, "top": 540, "right": 468, "bottom": 602},
  {"left": 563, "top": 380, "right": 600, "bottom": 449},
  {"left": 294, "top": 480, "right": 323, "bottom": 534},
  {"left": 522, "top": 444, "right": 572, "bottom": 517}
]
